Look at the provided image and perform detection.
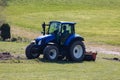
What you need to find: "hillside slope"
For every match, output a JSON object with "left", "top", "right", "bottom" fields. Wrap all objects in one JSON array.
[{"left": 4, "top": 0, "right": 120, "bottom": 45}]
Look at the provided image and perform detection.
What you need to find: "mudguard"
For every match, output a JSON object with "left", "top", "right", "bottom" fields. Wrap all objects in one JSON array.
[{"left": 64, "top": 34, "right": 84, "bottom": 46}]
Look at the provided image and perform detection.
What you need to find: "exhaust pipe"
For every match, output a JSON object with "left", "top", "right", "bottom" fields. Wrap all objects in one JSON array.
[{"left": 42, "top": 22, "right": 46, "bottom": 35}]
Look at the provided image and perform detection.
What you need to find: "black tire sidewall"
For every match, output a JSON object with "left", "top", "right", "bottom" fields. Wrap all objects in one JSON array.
[
  {"left": 25, "top": 44, "right": 40, "bottom": 59},
  {"left": 70, "top": 41, "right": 85, "bottom": 62},
  {"left": 43, "top": 45, "right": 59, "bottom": 61}
]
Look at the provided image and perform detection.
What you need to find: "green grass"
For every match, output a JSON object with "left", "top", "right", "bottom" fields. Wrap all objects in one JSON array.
[
  {"left": 0, "top": 42, "right": 120, "bottom": 80},
  {"left": 0, "top": 41, "right": 28, "bottom": 54},
  {"left": 0, "top": 53, "right": 120, "bottom": 80}
]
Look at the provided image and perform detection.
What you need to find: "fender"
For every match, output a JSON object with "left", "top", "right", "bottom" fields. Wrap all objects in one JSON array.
[{"left": 64, "top": 34, "right": 84, "bottom": 46}]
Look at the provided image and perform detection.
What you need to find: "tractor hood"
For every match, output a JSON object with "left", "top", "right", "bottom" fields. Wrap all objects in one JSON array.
[{"left": 35, "top": 34, "right": 55, "bottom": 45}]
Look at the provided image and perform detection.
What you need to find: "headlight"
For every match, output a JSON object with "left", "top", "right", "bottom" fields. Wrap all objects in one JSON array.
[
  {"left": 38, "top": 40, "right": 42, "bottom": 45},
  {"left": 31, "top": 40, "right": 35, "bottom": 44}
]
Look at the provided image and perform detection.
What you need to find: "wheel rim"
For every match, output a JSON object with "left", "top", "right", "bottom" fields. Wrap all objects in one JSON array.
[
  {"left": 73, "top": 45, "right": 83, "bottom": 59},
  {"left": 49, "top": 49, "right": 57, "bottom": 59}
]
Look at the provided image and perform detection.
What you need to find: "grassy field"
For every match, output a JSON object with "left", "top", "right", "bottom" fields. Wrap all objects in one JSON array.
[
  {"left": 0, "top": 41, "right": 120, "bottom": 80},
  {"left": 0, "top": 41, "right": 27, "bottom": 54},
  {"left": 5, "top": 0, "right": 120, "bottom": 45},
  {"left": 0, "top": 0, "right": 120, "bottom": 80},
  {"left": 0, "top": 60, "right": 119, "bottom": 80},
  {"left": 0, "top": 53, "right": 120, "bottom": 80}
]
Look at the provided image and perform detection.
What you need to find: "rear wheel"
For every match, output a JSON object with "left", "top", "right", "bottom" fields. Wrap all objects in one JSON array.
[
  {"left": 43, "top": 45, "right": 59, "bottom": 61},
  {"left": 25, "top": 44, "right": 40, "bottom": 59},
  {"left": 69, "top": 41, "right": 85, "bottom": 62}
]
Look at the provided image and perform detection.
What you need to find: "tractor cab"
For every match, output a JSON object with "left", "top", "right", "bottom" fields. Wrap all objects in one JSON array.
[{"left": 43, "top": 21, "right": 76, "bottom": 45}]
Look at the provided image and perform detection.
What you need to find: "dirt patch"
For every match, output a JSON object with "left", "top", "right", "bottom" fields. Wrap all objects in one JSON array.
[
  {"left": 87, "top": 46, "right": 120, "bottom": 55},
  {"left": 0, "top": 52, "right": 14, "bottom": 60},
  {"left": 86, "top": 42, "right": 120, "bottom": 55},
  {"left": 0, "top": 52, "right": 25, "bottom": 60}
]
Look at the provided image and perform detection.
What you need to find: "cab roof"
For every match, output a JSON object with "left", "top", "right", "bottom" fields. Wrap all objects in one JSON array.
[{"left": 50, "top": 21, "right": 76, "bottom": 25}]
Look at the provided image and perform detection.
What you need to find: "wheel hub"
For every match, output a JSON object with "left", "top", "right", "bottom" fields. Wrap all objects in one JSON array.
[
  {"left": 49, "top": 49, "right": 57, "bottom": 59},
  {"left": 73, "top": 45, "right": 83, "bottom": 59},
  {"left": 75, "top": 50, "right": 78, "bottom": 53}
]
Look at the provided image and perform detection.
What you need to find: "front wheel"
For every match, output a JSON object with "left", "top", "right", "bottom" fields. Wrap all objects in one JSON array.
[
  {"left": 25, "top": 44, "right": 40, "bottom": 59},
  {"left": 70, "top": 41, "right": 85, "bottom": 62},
  {"left": 43, "top": 45, "right": 59, "bottom": 61}
]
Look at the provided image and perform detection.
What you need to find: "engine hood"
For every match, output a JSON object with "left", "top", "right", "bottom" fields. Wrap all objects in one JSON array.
[{"left": 35, "top": 34, "right": 55, "bottom": 44}]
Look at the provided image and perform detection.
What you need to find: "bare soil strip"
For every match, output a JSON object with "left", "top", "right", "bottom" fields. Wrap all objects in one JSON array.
[{"left": 86, "top": 42, "right": 120, "bottom": 55}]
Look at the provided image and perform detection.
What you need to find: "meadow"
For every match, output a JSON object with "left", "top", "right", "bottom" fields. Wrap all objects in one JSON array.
[
  {"left": 5, "top": 0, "right": 120, "bottom": 45},
  {"left": 0, "top": 0, "right": 120, "bottom": 80},
  {"left": 0, "top": 59, "right": 120, "bottom": 80},
  {"left": 0, "top": 42, "right": 120, "bottom": 80}
]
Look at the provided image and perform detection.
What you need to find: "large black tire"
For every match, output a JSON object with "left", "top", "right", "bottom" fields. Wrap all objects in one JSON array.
[
  {"left": 69, "top": 41, "right": 85, "bottom": 62},
  {"left": 43, "top": 45, "right": 59, "bottom": 61},
  {"left": 25, "top": 44, "right": 40, "bottom": 59}
]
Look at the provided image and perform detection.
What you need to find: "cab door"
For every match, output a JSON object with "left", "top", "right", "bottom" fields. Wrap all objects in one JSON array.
[{"left": 60, "top": 24, "right": 73, "bottom": 45}]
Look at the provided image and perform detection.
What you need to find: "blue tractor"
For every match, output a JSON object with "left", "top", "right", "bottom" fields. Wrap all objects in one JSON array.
[{"left": 25, "top": 21, "right": 86, "bottom": 61}]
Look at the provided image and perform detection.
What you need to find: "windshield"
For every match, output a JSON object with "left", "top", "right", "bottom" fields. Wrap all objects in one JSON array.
[{"left": 48, "top": 22, "right": 61, "bottom": 34}]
